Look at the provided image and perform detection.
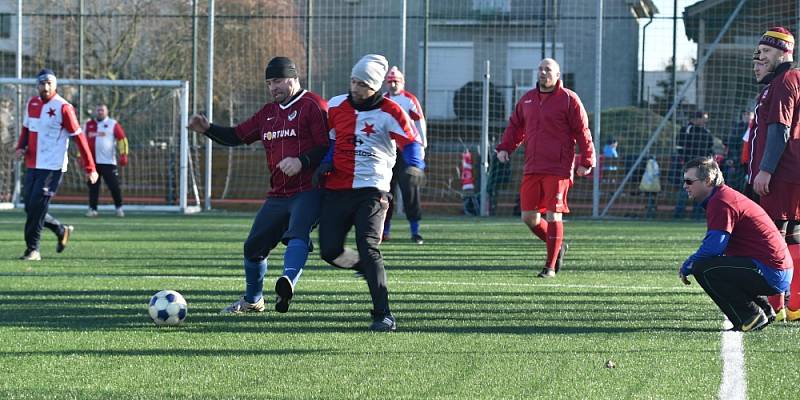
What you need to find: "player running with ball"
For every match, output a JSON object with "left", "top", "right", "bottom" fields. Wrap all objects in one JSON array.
[{"left": 188, "top": 57, "right": 329, "bottom": 314}]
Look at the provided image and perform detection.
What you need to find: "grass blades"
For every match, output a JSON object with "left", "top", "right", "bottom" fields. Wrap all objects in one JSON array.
[{"left": 0, "top": 211, "right": 797, "bottom": 399}]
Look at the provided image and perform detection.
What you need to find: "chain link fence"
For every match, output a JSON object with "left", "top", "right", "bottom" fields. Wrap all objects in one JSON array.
[{"left": 0, "top": 0, "right": 796, "bottom": 219}]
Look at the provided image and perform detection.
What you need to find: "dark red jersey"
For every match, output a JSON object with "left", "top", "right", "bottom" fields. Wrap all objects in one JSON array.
[
  {"left": 706, "top": 185, "right": 789, "bottom": 271},
  {"left": 749, "top": 68, "right": 800, "bottom": 184},
  {"left": 234, "top": 90, "right": 329, "bottom": 197}
]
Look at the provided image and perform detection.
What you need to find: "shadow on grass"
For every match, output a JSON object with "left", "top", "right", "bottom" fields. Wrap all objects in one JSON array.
[
  {"left": 0, "top": 345, "right": 728, "bottom": 359},
  {"left": 0, "top": 288, "right": 718, "bottom": 335}
]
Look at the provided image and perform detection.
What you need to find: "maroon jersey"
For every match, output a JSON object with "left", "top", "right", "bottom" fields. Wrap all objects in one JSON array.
[
  {"left": 706, "top": 185, "right": 789, "bottom": 271},
  {"left": 749, "top": 68, "right": 800, "bottom": 185},
  {"left": 234, "top": 90, "right": 329, "bottom": 197}
]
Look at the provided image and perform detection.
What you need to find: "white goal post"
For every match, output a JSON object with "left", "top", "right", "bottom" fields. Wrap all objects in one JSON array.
[{"left": 0, "top": 78, "right": 198, "bottom": 214}]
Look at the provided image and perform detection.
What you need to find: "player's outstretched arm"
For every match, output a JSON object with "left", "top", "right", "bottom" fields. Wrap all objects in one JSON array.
[{"left": 188, "top": 114, "right": 243, "bottom": 147}]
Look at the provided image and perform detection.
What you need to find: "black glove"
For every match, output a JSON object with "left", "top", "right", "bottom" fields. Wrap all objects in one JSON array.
[
  {"left": 312, "top": 163, "right": 333, "bottom": 188},
  {"left": 405, "top": 166, "right": 425, "bottom": 186}
]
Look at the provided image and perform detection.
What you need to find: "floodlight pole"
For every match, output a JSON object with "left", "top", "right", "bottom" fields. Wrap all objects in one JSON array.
[
  {"left": 180, "top": 82, "right": 190, "bottom": 213},
  {"left": 592, "top": 0, "right": 603, "bottom": 217},
  {"left": 400, "top": 0, "right": 407, "bottom": 72},
  {"left": 12, "top": 0, "right": 22, "bottom": 206},
  {"left": 204, "top": 0, "right": 215, "bottom": 211},
  {"left": 480, "top": 60, "right": 491, "bottom": 217}
]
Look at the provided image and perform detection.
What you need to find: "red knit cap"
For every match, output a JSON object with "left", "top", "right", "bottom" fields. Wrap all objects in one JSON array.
[
  {"left": 760, "top": 27, "right": 795, "bottom": 54},
  {"left": 385, "top": 66, "right": 404, "bottom": 83}
]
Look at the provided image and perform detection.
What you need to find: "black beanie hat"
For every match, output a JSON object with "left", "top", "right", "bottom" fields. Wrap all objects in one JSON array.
[
  {"left": 265, "top": 57, "right": 298, "bottom": 80},
  {"left": 37, "top": 68, "right": 57, "bottom": 83}
]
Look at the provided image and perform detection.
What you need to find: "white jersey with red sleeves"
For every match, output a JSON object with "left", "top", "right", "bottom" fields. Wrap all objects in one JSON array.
[
  {"left": 325, "top": 95, "right": 417, "bottom": 192},
  {"left": 384, "top": 90, "right": 427, "bottom": 147},
  {"left": 22, "top": 94, "right": 83, "bottom": 171},
  {"left": 85, "top": 117, "right": 126, "bottom": 165}
]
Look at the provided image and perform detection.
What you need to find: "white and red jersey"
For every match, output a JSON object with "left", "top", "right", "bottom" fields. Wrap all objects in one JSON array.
[
  {"left": 384, "top": 90, "right": 427, "bottom": 147},
  {"left": 19, "top": 94, "right": 90, "bottom": 172},
  {"left": 325, "top": 95, "right": 418, "bottom": 192},
  {"left": 85, "top": 117, "right": 126, "bottom": 165}
]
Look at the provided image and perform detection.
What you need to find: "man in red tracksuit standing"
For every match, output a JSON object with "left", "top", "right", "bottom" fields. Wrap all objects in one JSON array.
[{"left": 496, "top": 58, "right": 595, "bottom": 278}]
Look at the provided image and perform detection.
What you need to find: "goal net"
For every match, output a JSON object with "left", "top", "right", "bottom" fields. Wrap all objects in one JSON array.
[{"left": 0, "top": 78, "right": 196, "bottom": 213}]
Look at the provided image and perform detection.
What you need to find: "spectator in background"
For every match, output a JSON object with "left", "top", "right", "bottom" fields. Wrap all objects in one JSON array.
[
  {"left": 602, "top": 137, "right": 619, "bottom": 172},
  {"left": 83, "top": 104, "right": 129, "bottom": 217},
  {"left": 603, "top": 138, "right": 619, "bottom": 159},
  {"left": 726, "top": 111, "right": 754, "bottom": 193},
  {"left": 15, "top": 69, "right": 98, "bottom": 261},
  {"left": 382, "top": 66, "right": 427, "bottom": 244},
  {"left": 673, "top": 110, "right": 714, "bottom": 220}
]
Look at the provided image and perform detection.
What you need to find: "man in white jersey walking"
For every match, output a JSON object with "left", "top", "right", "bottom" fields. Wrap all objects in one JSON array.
[
  {"left": 382, "top": 66, "right": 427, "bottom": 244},
  {"left": 83, "top": 103, "right": 129, "bottom": 217},
  {"left": 15, "top": 69, "right": 98, "bottom": 260},
  {"left": 315, "top": 54, "right": 424, "bottom": 332}
]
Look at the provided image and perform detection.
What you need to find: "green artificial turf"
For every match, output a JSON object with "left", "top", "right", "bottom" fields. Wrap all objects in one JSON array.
[{"left": 0, "top": 211, "right": 796, "bottom": 399}]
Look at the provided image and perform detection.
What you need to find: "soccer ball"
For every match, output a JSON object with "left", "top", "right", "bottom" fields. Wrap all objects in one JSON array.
[{"left": 148, "top": 290, "right": 187, "bottom": 326}]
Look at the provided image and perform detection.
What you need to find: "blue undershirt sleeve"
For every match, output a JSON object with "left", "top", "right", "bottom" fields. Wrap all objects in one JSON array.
[
  {"left": 321, "top": 139, "right": 335, "bottom": 164},
  {"left": 401, "top": 141, "right": 425, "bottom": 169},
  {"left": 680, "top": 230, "right": 730, "bottom": 276}
]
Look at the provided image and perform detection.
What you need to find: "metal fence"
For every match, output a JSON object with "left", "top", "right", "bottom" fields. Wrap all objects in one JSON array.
[{"left": 0, "top": 0, "right": 797, "bottom": 219}]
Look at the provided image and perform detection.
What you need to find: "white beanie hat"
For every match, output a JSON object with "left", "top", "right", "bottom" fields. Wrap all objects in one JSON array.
[{"left": 351, "top": 54, "right": 389, "bottom": 91}]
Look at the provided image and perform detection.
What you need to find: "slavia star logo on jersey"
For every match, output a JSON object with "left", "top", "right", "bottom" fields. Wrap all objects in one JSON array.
[
  {"left": 361, "top": 122, "right": 375, "bottom": 136},
  {"left": 47, "top": 107, "right": 56, "bottom": 117}
]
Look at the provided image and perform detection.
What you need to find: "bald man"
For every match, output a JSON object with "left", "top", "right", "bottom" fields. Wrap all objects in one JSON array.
[{"left": 496, "top": 58, "right": 595, "bottom": 278}]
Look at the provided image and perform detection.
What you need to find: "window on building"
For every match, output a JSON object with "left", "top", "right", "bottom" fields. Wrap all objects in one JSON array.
[
  {"left": 0, "top": 14, "right": 11, "bottom": 39},
  {"left": 511, "top": 68, "right": 535, "bottom": 103},
  {"left": 472, "top": 0, "right": 511, "bottom": 14}
]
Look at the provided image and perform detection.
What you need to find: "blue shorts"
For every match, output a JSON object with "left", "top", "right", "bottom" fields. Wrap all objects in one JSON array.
[{"left": 243, "top": 189, "right": 322, "bottom": 260}]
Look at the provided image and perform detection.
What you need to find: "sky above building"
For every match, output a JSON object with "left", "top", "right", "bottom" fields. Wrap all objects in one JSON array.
[{"left": 641, "top": 0, "right": 699, "bottom": 71}]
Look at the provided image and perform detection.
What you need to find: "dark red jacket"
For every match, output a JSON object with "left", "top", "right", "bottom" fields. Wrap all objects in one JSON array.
[{"left": 496, "top": 80, "right": 595, "bottom": 178}]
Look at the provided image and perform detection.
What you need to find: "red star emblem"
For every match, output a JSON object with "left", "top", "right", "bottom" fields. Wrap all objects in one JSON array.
[
  {"left": 47, "top": 108, "right": 56, "bottom": 117},
  {"left": 361, "top": 122, "right": 375, "bottom": 136}
]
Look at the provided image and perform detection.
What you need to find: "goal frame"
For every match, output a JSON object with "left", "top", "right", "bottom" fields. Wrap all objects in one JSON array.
[{"left": 0, "top": 78, "right": 197, "bottom": 214}]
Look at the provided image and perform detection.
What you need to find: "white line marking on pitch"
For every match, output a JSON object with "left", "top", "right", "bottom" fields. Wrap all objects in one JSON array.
[
  {"left": 719, "top": 319, "right": 747, "bottom": 400},
  {"left": 66, "top": 274, "right": 677, "bottom": 292}
]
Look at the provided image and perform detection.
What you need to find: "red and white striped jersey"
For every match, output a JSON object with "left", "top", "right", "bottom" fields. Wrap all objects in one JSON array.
[
  {"left": 21, "top": 94, "right": 83, "bottom": 171},
  {"left": 325, "top": 95, "right": 418, "bottom": 192},
  {"left": 384, "top": 90, "right": 427, "bottom": 147},
  {"left": 85, "top": 117, "right": 126, "bottom": 165}
]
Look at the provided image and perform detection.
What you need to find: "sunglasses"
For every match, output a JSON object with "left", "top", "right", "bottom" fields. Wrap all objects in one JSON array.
[{"left": 683, "top": 178, "right": 700, "bottom": 185}]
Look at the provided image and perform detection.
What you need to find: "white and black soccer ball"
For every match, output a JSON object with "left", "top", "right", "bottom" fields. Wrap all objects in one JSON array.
[{"left": 148, "top": 290, "right": 187, "bottom": 326}]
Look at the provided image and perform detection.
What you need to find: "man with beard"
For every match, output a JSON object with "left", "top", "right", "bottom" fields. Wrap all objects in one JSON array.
[
  {"left": 749, "top": 27, "right": 800, "bottom": 322},
  {"left": 316, "top": 54, "right": 424, "bottom": 332}
]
